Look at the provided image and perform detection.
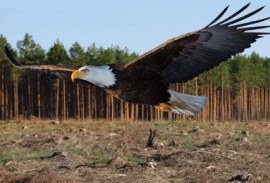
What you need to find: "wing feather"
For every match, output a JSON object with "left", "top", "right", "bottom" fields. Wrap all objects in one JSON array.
[
  {"left": 213, "top": 3, "right": 251, "bottom": 26},
  {"left": 205, "top": 5, "right": 230, "bottom": 28},
  {"left": 222, "top": 6, "right": 265, "bottom": 26}
]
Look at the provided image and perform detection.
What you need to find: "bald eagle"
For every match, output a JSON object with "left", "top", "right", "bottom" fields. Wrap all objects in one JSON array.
[{"left": 5, "top": 3, "right": 270, "bottom": 116}]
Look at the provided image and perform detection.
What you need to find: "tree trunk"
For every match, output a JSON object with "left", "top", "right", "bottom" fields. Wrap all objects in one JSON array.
[
  {"left": 131, "top": 104, "right": 135, "bottom": 121},
  {"left": 121, "top": 100, "right": 124, "bottom": 122},
  {"left": 1, "top": 63, "right": 5, "bottom": 120},
  {"left": 264, "top": 87, "right": 268, "bottom": 122},
  {"left": 87, "top": 85, "right": 91, "bottom": 120},
  {"left": 14, "top": 70, "right": 19, "bottom": 120},
  {"left": 243, "top": 82, "right": 247, "bottom": 121},
  {"left": 126, "top": 102, "right": 130, "bottom": 122},
  {"left": 213, "top": 82, "right": 217, "bottom": 122},
  {"left": 55, "top": 80, "right": 59, "bottom": 121},
  {"left": 81, "top": 85, "right": 85, "bottom": 121},
  {"left": 5, "top": 80, "right": 8, "bottom": 119},
  {"left": 110, "top": 95, "right": 115, "bottom": 121},
  {"left": 28, "top": 73, "right": 32, "bottom": 117},
  {"left": 221, "top": 70, "right": 225, "bottom": 122},
  {"left": 228, "top": 89, "right": 232, "bottom": 121},
  {"left": 209, "top": 80, "right": 213, "bottom": 122},
  {"left": 37, "top": 73, "right": 41, "bottom": 121},
  {"left": 76, "top": 83, "right": 80, "bottom": 120},
  {"left": 63, "top": 81, "right": 66, "bottom": 121}
]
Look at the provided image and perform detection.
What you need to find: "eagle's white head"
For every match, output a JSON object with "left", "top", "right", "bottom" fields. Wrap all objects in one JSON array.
[{"left": 71, "top": 65, "right": 116, "bottom": 88}]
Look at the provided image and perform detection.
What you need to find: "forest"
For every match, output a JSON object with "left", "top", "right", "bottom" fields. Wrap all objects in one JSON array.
[{"left": 0, "top": 33, "right": 270, "bottom": 122}]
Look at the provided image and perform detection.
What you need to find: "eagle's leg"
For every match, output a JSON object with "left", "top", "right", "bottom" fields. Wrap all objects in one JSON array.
[{"left": 154, "top": 103, "right": 172, "bottom": 112}]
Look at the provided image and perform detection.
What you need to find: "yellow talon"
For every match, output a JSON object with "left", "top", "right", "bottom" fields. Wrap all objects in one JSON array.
[{"left": 155, "top": 103, "right": 172, "bottom": 112}]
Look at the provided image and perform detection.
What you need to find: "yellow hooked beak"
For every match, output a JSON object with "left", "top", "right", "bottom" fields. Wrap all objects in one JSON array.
[{"left": 71, "top": 70, "right": 84, "bottom": 82}]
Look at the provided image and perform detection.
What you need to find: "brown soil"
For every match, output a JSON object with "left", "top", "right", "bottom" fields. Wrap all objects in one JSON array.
[{"left": 0, "top": 120, "right": 270, "bottom": 182}]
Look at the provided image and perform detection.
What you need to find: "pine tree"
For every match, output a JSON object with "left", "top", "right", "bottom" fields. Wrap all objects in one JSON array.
[
  {"left": 70, "top": 42, "right": 87, "bottom": 66},
  {"left": 47, "top": 40, "right": 69, "bottom": 65}
]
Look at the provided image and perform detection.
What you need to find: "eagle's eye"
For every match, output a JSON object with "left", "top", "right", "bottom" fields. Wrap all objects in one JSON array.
[{"left": 81, "top": 69, "right": 89, "bottom": 73}]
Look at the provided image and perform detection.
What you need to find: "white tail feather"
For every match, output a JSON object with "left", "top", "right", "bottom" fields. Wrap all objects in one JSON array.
[{"left": 168, "top": 90, "right": 208, "bottom": 116}]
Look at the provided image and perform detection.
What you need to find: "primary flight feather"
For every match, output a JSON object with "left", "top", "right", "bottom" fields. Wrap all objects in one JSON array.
[{"left": 5, "top": 3, "right": 270, "bottom": 116}]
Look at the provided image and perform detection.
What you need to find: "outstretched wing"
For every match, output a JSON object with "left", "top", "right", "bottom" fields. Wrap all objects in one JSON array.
[
  {"left": 5, "top": 46, "right": 79, "bottom": 80},
  {"left": 123, "top": 3, "right": 270, "bottom": 84}
]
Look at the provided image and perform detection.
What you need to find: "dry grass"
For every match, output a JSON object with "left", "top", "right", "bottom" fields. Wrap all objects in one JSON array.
[{"left": 0, "top": 120, "right": 270, "bottom": 182}]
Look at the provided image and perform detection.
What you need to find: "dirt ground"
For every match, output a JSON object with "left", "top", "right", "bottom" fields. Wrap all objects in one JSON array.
[{"left": 0, "top": 120, "right": 270, "bottom": 183}]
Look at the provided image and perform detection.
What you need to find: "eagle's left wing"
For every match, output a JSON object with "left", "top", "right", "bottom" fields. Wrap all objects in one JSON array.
[{"left": 5, "top": 46, "right": 79, "bottom": 80}]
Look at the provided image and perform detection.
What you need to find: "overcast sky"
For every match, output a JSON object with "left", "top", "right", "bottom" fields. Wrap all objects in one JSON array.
[{"left": 1, "top": 0, "right": 270, "bottom": 57}]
